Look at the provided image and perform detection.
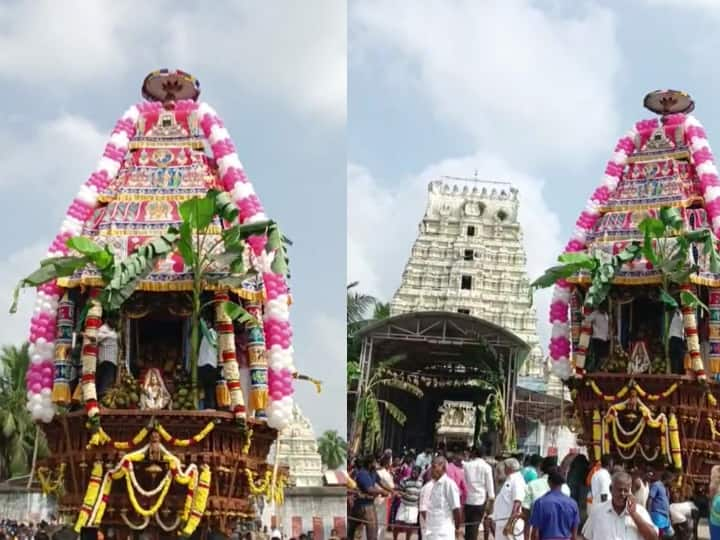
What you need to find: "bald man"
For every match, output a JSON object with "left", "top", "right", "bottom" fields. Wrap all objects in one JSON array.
[{"left": 423, "top": 456, "right": 462, "bottom": 539}]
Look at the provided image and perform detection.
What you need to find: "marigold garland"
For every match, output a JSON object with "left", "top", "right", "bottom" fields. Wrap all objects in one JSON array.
[
  {"left": 245, "top": 468, "right": 272, "bottom": 495},
  {"left": 708, "top": 417, "right": 720, "bottom": 440},
  {"left": 156, "top": 421, "right": 215, "bottom": 446},
  {"left": 125, "top": 471, "right": 173, "bottom": 517},
  {"left": 180, "top": 465, "right": 211, "bottom": 537},
  {"left": 600, "top": 396, "right": 673, "bottom": 464},
  {"left": 74, "top": 461, "right": 104, "bottom": 532},
  {"left": 74, "top": 441, "right": 210, "bottom": 536},
  {"left": 242, "top": 428, "right": 253, "bottom": 455},
  {"left": 588, "top": 380, "right": 678, "bottom": 402},
  {"left": 87, "top": 422, "right": 214, "bottom": 450}
]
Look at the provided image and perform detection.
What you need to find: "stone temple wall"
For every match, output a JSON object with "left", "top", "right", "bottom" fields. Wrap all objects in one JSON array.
[{"left": 269, "top": 487, "right": 347, "bottom": 540}]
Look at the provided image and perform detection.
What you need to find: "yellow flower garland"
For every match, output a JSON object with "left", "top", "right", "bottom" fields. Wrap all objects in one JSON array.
[
  {"left": 75, "top": 441, "right": 209, "bottom": 537},
  {"left": 156, "top": 421, "right": 215, "bottom": 447},
  {"left": 592, "top": 410, "right": 602, "bottom": 462},
  {"left": 125, "top": 471, "right": 173, "bottom": 517},
  {"left": 669, "top": 413, "right": 682, "bottom": 469},
  {"left": 245, "top": 468, "right": 272, "bottom": 495},
  {"left": 87, "top": 422, "right": 214, "bottom": 450},
  {"left": 588, "top": 380, "right": 678, "bottom": 403},
  {"left": 180, "top": 465, "right": 211, "bottom": 537},
  {"left": 242, "top": 428, "right": 253, "bottom": 455},
  {"left": 74, "top": 461, "right": 104, "bottom": 532},
  {"left": 708, "top": 417, "right": 720, "bottom": 440},
  {"left": 601, "top": 396, "right": 673, "bottom": 464},
  {"left": 87, "top": 426, "right": 149, "bottom": 450}
]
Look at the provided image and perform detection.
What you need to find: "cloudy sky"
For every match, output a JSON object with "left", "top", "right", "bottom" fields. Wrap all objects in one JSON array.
[
  {"left": 348, "top": 0, "right": 720, "bottom": 348},
  {"left": 0, "top": 1, "right": 346, "bottom": 435}
]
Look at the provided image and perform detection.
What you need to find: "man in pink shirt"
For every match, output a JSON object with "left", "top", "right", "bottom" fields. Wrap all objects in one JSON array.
[{"left": 446, "top": 452, "right": 468, "bottom": 507}]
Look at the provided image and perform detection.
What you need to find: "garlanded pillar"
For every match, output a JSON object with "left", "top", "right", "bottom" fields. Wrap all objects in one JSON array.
[
  {"left": 591, "top": 409, "right": 602, "bottom": 461},
  {"left": 709, "top": 288, "right": 720, "bottom": 375},
  {"left": 52, "top": 292, "right": 74, "bottom": 406},
  {"left": 681, "top": 284, "right": 705, "bottom": 380},
  {"left": 214, "top": 291, "right": 246, "bottom": 423},
  {"left": 574, "top": 309, "right": 592, "bottom": 375},
  {"left": 81, "top": 290, "right": 102, "bottom": 419},
  {"left": 244, "top": 299, "right": 269, "bottom": 419}
]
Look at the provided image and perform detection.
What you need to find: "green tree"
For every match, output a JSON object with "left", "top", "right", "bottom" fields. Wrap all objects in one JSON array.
[
  {"left": 0, "top": 344, "right": 48, "bottom": 480},
  {"left": 317, "top": 430, "right": 347, "bottom": 470},
  {"left": 349, "top": 357, "right": 423, "bottom": 455}
]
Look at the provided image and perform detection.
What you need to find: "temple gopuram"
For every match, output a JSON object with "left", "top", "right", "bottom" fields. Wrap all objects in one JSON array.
[{"left": 16, "top": 69, "right": 297, "bottom": 539}]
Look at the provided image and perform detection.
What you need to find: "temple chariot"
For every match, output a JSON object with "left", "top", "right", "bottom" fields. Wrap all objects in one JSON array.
[
  {"left": 15, "top": 70, "right": 297, "bottom": 539},
  {"left": 535, "top": 90, "right": 720, "bottom": 500}
]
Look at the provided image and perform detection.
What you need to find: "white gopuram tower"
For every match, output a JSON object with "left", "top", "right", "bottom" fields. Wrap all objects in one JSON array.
[
  {"left": 272, "top": 404, "right": 324, "bottom": 487},
  {"left": 391, "top": 176, "right": 544, "bottom": 377}
]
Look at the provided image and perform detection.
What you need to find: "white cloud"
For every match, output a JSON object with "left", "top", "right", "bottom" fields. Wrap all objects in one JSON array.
[
  {"left": 0, "top": 0, "right": 346, "bottom": 122},
  {"left": 0, "top": 114, "right": 106, "bottom": 193},
  {"left": 293, "top": 311, "right": 347, "bottom": 435},
  {"left": 348, "top": 154, "right": 561, "bottom": 345},
  {"left": 0, "top": 242, "right": 49, "bottom": 348},
  {"left": 350, "top": 0, "right": 621, "bottom": 164}
]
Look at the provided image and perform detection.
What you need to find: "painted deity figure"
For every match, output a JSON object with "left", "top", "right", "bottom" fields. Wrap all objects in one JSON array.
[
  {"left": 628, "top": 329, "right": 652, "bottom": 374},
  {"left": 139, "top": 368, "right": 171, "bottom": 410}
]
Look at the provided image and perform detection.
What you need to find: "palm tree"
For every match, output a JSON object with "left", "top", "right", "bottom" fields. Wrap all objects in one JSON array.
[
  {"left": 347, "top": 282, "right": 376, "bottom": 327},
  {"left": 0, "top": 343, "right": 48, "bottom": 480},
  {"left": 317, "top": 430, "right": 347, "bottom": 471}
]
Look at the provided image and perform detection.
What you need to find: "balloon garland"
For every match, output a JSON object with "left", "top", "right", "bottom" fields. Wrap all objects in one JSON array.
[
  {"left": 27, "top": 102, "right": 145, "bottom": 422},
  {"left": 548, "top": 115, "right": 698, "bottom": 379},
  {"left": 28, "top": 98, "right": 298, "bottom": 430},
  {"left": 197, "top": 102, "right": 295, "bottom": 430}
]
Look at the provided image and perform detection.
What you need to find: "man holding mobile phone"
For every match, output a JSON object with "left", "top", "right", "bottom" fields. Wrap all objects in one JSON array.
[{"left": 581, "top": 471, "right": 658, "bottom": 540}]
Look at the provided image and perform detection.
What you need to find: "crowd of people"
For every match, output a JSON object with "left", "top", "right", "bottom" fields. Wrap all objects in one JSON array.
[
  {"left": 347, "top": 446, "right": 701, "bottom": 540},
  {"left": 0, "top": 520, "right": 52, "bottom": 540}
]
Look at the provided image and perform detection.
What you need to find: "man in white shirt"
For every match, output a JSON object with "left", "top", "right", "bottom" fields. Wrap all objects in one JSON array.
[
  {"left": 492, "top": 458, "right": 526, "bottom": 540},
  {"left": 416, "top": 448, "right": 433, "bottom": 471},
  {"left": 582, "top": 471, "right": 658, "bottom": 540},
  {"left": 586, "top": 305, "right": 609, "bottom": 372},
  {"left": 421, "top": 456, "right": 462, "bottom": 540},
  {"left": 463, "top": 446, "right": 495, "bottom": 540},
  {"left": 198, "top": 319, "right": 219, "bottom": 409},
  {"left": 590, "top": 454, "right": 613, "bottom": 511},
  {"left": 419, "top": 477, "right": 435, "bottom": 538},
  {"left": 96, "top": 320, "right": 119, "bottom": 397},
  {"left": 669, "top": 308, "right": 686, "bottom": 375}
]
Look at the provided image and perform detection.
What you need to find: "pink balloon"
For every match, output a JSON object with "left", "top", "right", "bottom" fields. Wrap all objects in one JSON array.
[{"left": 30, "top": 383, "right": 42, "bottom": 394}]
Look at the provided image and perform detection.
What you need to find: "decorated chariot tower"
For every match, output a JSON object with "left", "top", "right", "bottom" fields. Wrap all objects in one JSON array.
[
  {"left": 15, "top": 70, "right": 296, "bottom": 538},
  {"left": 536, "top": 90, "right": 720, "bottom": 497}
]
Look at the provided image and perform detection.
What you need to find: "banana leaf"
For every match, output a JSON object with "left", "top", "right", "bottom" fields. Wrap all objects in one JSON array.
[
  {"left": 10, "top": 255, "right": 89, "bottom": 313},
  {"left": 179, "top": 195, "right": 215, "bottom": 230},
  {"left": 680, "top": 290, "right": 709, "bottom": 313},
  {"left": 223, "top": 301, "right": 259, "bottom": 327},
  {"left": 659, "top": 289, "right": 678, "bottom": 309},
  {"left": 660, "top": 206, "right": 683, "bottom": 229}
]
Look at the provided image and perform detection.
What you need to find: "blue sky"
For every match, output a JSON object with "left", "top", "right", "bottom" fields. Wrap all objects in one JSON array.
[
  {"left": 0, "top": 1, "right": 346, "bottom": 436},
  {"left": 348, "top": 0, "right": 720, "bottom": 348}
]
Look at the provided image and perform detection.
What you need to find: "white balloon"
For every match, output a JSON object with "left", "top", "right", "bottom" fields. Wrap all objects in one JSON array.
[{"left": 40, "top": 388, "right": 52, "bottom": 397}]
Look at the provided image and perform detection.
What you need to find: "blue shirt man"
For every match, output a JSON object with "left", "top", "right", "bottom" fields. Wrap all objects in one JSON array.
[
  {"left": 529, "top": 469, "right": 580, "bottom": 540},
  {"left": 648, "top": 475, "right": 671, "bottom": 533}
]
